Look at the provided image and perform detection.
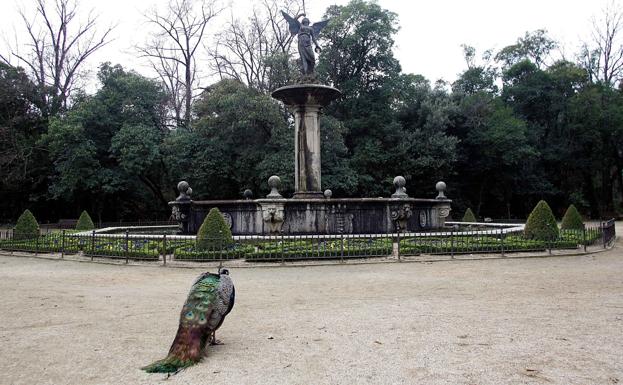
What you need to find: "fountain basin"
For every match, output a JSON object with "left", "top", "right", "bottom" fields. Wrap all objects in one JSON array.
[{"left": 174, "top": 197, "right": 452, "bottom": 235}]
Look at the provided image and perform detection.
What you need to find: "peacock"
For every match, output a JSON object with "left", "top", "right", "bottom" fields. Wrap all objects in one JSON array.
[{"left": 142, "top": 268, "right": 235, "bottom": 373}]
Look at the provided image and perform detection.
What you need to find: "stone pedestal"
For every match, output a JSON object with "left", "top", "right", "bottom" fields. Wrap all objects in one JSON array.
[{"left": 272, "top": 84, "right": 341, "bottom": 199}]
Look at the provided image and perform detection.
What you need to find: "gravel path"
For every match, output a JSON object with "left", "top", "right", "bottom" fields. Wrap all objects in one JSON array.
[{"left": 1, "top": 234, "right": 622, "bottom": 384}]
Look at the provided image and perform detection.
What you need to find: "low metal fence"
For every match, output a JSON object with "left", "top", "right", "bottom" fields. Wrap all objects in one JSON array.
[
  {"left": 3, "top": 220, "right": 178, "bottom": 231},
  {"left": 0, "top": 220, "right": 615, "bottom": 264}
]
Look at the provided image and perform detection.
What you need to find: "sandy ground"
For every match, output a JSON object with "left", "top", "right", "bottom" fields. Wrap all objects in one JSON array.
[{"left": 0, "top": 231, "right": 622, "bottom": 384}]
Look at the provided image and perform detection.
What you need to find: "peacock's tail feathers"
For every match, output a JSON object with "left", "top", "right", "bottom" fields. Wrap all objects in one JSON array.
[
  {"left": 142, "top": 272, "right": 234, "bottom": 374},
  {"left": 143, "top": 323, "right": 206, "bottom": 373},
  {"left": 141, "top": 355, "right": 197, "bottom": 373}
]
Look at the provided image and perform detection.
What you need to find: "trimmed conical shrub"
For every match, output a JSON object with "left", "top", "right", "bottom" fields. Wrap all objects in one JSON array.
[
  {"left": 14, "top": 209, "right": 40, "bottom": 240},
  {"left": 560, "top": 204, "right": 584, "bottom": 230},
  {"left": 462, "top": 208, "right": 477, "bottom": 222},
  {"left": 196, "top": 208, "right": 233, "bottom": 251},
  {"left": 75, "top": 210, "right": 95, "bottom": 231},
  {"left": 524, "top": 200, "right": 559, "bottom": 240}
]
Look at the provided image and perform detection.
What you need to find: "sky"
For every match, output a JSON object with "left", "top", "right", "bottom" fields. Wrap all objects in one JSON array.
[{"left": 0, "top": 0, "right": 617, "bottom": 90}]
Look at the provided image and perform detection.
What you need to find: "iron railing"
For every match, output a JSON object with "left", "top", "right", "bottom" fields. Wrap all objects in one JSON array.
[{"left": 0, "top": 220, "right": 615, "bottom": 264}]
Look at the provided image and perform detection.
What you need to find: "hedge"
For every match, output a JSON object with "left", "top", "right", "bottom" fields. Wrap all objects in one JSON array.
[
  {"left": 524, "top": 200, "right": 559, "bottom": 240},
  {"left": 462, "top": 208, "right": 477, "bottom": 222},
  {"left": 14, "top": 209, "right": 39, "bottom": 240},
  {"left": 196, "top": 208, "right": 233, "bottom": 251},
  {"left": 75, "top": 211, "right": 95, "bottom": 231},
  {"left": 560, "top": 204, "right": 584, "bottom": 230}
]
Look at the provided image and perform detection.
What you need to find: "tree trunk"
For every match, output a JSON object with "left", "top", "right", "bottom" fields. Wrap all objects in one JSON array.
[
  {"left": 185, "top": 57, "right": 192, "bottom": 130},
  {"left": 584, "top": 172, "right": 600, "bottom": 218}
]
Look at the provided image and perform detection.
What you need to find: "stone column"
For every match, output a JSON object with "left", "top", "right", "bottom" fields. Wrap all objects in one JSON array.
[
  {"left": 293, "top": 104, "right": 322, "bottom": 197},
  {"left": 271, "top": 84, "right": 341, "bottom": 200},
  {"left": 169, "top": 181, "right": 193, "bottom": 234}
]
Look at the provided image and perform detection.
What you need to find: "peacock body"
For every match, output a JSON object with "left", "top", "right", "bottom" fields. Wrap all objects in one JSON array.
[{"left": 142, "top": 269, "right": 235, "bottom": 373}]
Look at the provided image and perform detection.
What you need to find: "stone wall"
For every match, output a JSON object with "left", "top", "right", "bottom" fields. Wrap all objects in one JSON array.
[{"left": 185, "top": 198, "right": 451, "bottom": 235}]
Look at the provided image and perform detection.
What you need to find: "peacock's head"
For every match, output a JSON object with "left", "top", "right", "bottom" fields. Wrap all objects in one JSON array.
[{"left": 219, "top": 268, "right": 230, "bottom": 275}]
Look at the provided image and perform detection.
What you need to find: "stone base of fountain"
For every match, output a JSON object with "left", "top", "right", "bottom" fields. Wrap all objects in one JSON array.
[
  {"left": 183, "top": 196, "right": 451, "bottom": 235},
  {"left": 170, "top": 177, "right": 451, "bottom": 235}
]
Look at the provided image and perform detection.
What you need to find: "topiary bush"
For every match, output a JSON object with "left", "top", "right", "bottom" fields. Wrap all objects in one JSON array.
[
  {"left": 14, "top": 209, "right": 40, "bottom": 240},
  {"left": 524, "top": 200, "right": 559, "bottom": 241},
  {"left": 75, "top": 210, "right": 95, "bottom": 231},
  {"left": 196, "top": 208, "right": 233, "bottom": 251},
  {"left": 462, "top": 208, "right": 477, "bottom": 222},
  {"left": 560, "top": 204, "right": 584, "bottom": 230}
]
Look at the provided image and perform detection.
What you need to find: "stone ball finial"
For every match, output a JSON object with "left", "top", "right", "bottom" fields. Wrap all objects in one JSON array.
[
  {"left": 176, "top": 181, "right": 191, "bottom": 201},
  {"left": 243, "top": 189, "right": 253, "bottom": 200},
  {"left": 267, "top": 175, "right": 283, "bottom": 198},
  {"left": 393, "top": 176, "right": 406, "bottom": 188},
  {"left": 436, "top": 181, "right": 447, "bottom": 199},
  {"left": 324, "top": 189, "right": 333, "bottom": 199},
  {"left": 391, "top": 176, "right": 408, "bottom": 198},
  {"left": 268, "top": 175, "right": 281, "bottom": 188},
  {"left": 177, "top": 180, "right": 189, "bottom": 193}
]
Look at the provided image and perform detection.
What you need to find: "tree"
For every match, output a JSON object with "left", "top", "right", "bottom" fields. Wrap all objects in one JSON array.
[
  {"left": 208, "top": 0, "right": 302, "bottom": 92},
  {"left": 318, "top": 0, "right": 400, "bottom": 96},
  {"left": 314, "top": 1, "right": 460, "bottom": 197},
  {"left": 566, "top": 83, "right": 623, "bottom": 216},
  {"left": 4, "top": 0, "right": 113, "bottom": 117},
  {"left": 41, "top": 63, "right": 171, "bottom": 221},
  {"left": 141, "top": 0, "right": 222, "bottom": 129},
  {"left": 452, "top": 45, "right": 498, "bottom": 95},
  {"left": 0, "top": 63, "right": 49, "bottom": 221},
  {"left": 395, "top": 75, "right": 459, "bottom": 196},
  {"left": 495, "top": 29, "right": 557, "bottom": 70},
  {"left": 165, "top": 79, "right": 293, "bottom": 197},
  {"left": 458, "top": 89, "right": 540, "bottom": 215},
  {"left": 580, "top": 2, "right": 623, "bottom": 87},
  {"left": 317, "top": 1, "right": 404, "bottom": 195}
]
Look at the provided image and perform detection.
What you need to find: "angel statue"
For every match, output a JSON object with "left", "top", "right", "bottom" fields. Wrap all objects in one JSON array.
[{"left": 281, "top": 11, "right": 329, "bottom": 75}]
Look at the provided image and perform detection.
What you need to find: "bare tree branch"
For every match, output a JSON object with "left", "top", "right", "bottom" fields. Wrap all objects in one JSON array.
[
  {"left": 583, "top": 1, "right": 623, "bottom": 87},
  {"left": 141, "top": 0, "right": 223, "bottom": 130},
  {"left": 207, "top": 0, "right": 302, "bottom": 93},
  {"left": 10, "top": 0, "right": 114, "bottom": 116}
]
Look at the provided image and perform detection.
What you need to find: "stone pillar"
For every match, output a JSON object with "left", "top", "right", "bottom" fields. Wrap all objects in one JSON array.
[
  {"left": 169, "top": 181, "right": 193, "bottom": 235},
  {"left": 293, "top": 104, "right": 322, "bottom": 197},
  {"left": 271, "top": 84, "right": 341, "bottom": 199}
]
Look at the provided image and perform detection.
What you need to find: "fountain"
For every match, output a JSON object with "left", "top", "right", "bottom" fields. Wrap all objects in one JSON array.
[{"left": 169, "top": 11, "right": 452, "bottom": 235}]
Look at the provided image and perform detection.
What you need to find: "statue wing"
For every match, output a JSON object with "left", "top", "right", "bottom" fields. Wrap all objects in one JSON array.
[
  {"left": 312, "top": 19, "right": 330, "bottom": 37},
  {"left": 281, "top": 11, "right": 300, "bottom": 35}
]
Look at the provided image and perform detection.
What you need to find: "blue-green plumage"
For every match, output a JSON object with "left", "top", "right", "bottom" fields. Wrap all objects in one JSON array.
[{"left": 142, "top": 269, "right": 235, "bottom": 373}]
